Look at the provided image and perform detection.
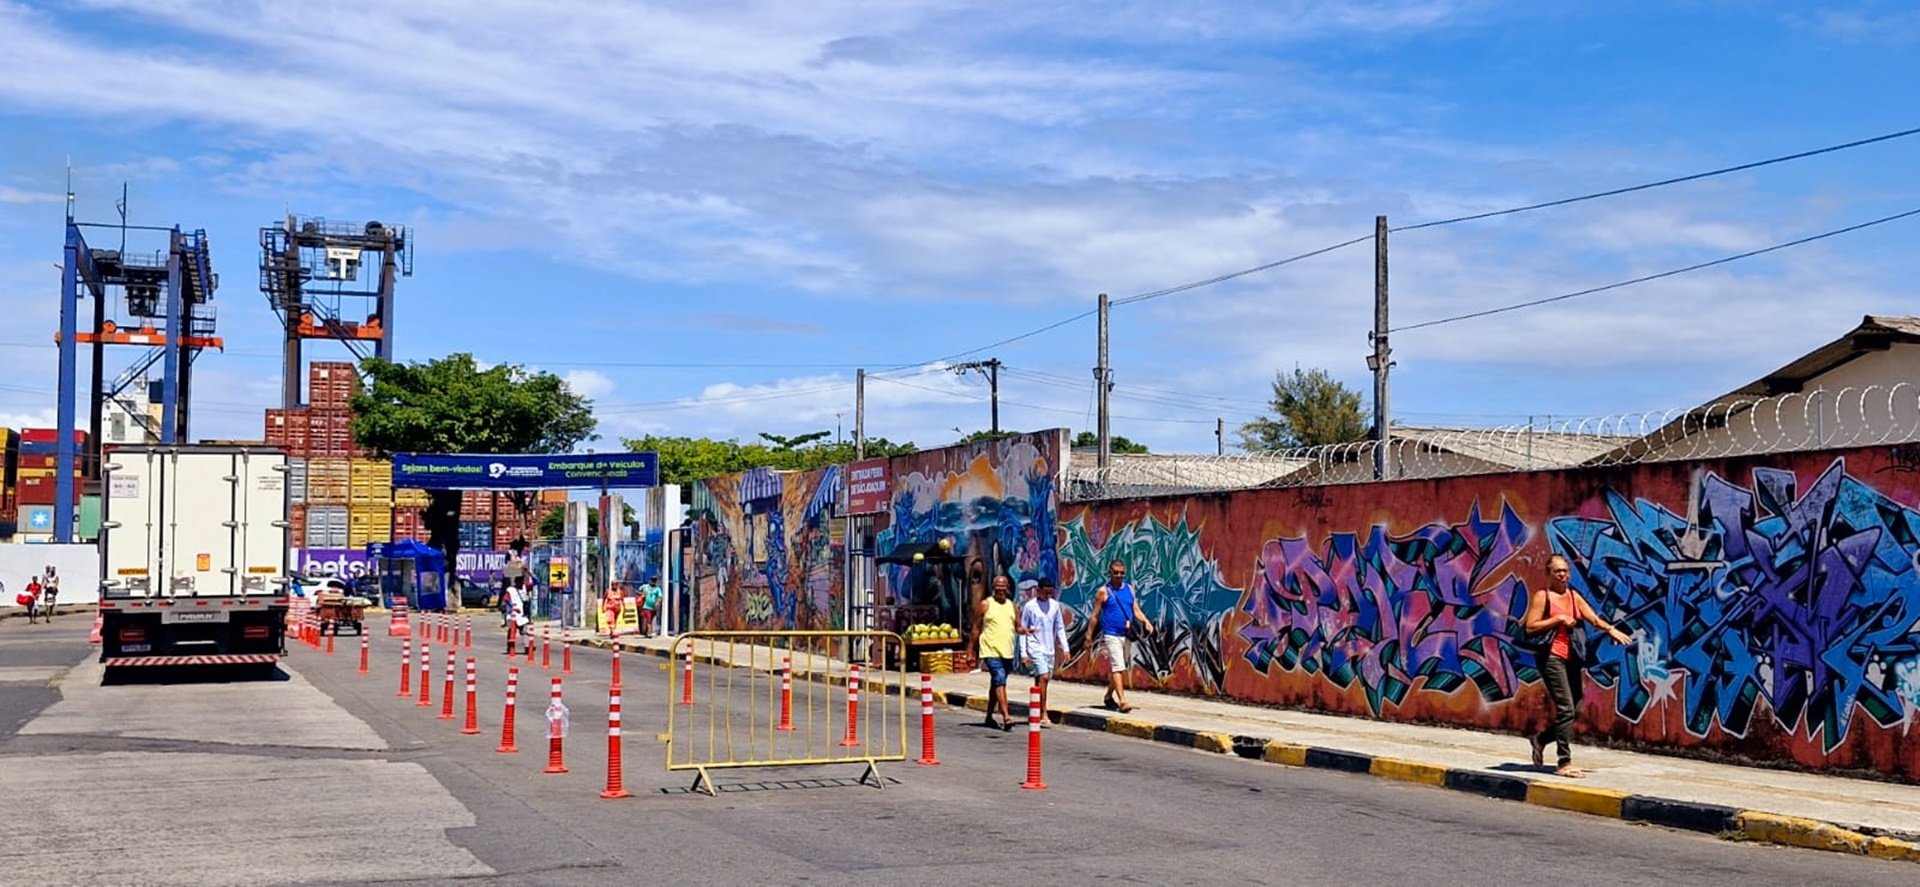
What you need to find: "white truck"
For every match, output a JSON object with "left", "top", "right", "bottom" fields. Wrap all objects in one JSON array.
[{"left": 97, "top": 445, "right": 291, "bottom": 672}]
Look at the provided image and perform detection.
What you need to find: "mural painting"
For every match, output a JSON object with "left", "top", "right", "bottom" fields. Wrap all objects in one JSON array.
[
  {"left": 686, "top": 465, "right": 844, "bottom": 632},
  {"left": 1058, "top": 447, "right": 1920, "bottom": 779},
  {"left": 875, "top": 430, "right": 1065, "bottom": 633}
]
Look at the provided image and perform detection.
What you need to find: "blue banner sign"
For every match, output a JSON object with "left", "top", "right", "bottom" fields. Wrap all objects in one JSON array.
[{"left": 391, "top": 452, "right": 659, "bottom": 490}]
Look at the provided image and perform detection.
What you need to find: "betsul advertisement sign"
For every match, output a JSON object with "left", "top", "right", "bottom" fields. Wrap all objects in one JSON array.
[
  {"left": 392, "top": 452, "right": 659, "bottom": 490},
  {"left": 845, "top": 458, "right": 890, "bottom": 515}
]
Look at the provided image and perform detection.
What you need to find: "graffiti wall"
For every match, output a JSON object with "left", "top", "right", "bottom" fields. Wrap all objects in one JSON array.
[
  {"left": 874, "top": 430, "right": 1066, "bottom": 632},
  {"left": 687, "top": 465, "right": 844, "bottom": 632},
  {"left": 1057, "top": 445, "right": 1920, "bottom": 779}
]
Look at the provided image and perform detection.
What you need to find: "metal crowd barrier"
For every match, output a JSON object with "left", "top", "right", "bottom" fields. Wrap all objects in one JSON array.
[{"left": 665, "top": 630, "right": 907, "bottom": 796}]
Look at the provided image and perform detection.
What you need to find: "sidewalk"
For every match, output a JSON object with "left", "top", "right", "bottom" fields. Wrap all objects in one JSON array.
[{"left": 536, "top": 625, "right": 1920, "bottom": 863}]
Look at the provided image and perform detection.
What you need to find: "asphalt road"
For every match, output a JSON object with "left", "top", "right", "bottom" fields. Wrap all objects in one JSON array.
[{"left": 2, "top": 617, "right": 1916, "bottom": 886}]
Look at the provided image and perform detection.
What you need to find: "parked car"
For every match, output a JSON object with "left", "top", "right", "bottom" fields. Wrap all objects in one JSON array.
[{"left": 457, "top": 577, "right": 497, "bottom": 611}]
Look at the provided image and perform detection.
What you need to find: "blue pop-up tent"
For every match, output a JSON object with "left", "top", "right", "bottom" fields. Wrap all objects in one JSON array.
[{"left": 368, "top": 539, "right": 449, "bottom": 611}]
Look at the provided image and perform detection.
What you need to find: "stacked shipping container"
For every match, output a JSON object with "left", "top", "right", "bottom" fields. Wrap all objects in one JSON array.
[{"left": 258, "top": 361, "right": 569, "bottom": 553}]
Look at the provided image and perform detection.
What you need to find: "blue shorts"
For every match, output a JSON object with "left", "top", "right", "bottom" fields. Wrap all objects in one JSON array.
[{"left": 983, "top": 657, "right": 1014, "bottom": 686}]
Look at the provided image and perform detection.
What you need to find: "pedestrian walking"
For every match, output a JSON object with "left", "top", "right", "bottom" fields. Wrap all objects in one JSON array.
[
  {"left": 505, "top": 582, "right": 530, "bottom": 654},
  {"left": 1522, "top": 554, "right": 1632, "bottom": 778},
  {"left": 25, "top": 576, "right": 44, "bottom": 625},
  {"left": 41, "top": 565, "right": 59, "bottom": 621},
  {"left": 1089, "top": 560, "right": 1152, "bottom": 713},
  {"left": 1017, "top": 577, "right": 1070, "bottom": 727},
  {"left": 970, "top": 575, "right": 1019, "bottom": 730},
  {"left": 640, "top": 577, "right": 663, "bottom": 637}
]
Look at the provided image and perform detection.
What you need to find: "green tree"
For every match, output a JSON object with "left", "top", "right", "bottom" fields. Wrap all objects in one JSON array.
[
  {"left": 537, "top": 503, "right": 635, "bottom": 540},
  {"left": 621, "top": 434, "right": 917, "bottom": 492},
  {"left": 1070, "top": 430, "right": 1150, "bottom": 454},
  {"left": 351, "top": 353, "right": 596, "bottom": 571},
  {"left": 1238, "top": 366, "right": 1367, "bottom": 450},
  {"left": 955, "top": 429, "right": 1019, "bottom": 445}
]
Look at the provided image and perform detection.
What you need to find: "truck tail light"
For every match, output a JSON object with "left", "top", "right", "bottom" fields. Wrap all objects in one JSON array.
[
  {"left": 118, "top": 627, "right": 147, "bottom": 643},
  {"left": 242, "top": 626, "right": 271, "bottom": 640}
]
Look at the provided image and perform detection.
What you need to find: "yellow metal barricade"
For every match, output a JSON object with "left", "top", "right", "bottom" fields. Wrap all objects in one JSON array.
[{"left": 666, "top": 631, "right": 907, "bottom": 796}]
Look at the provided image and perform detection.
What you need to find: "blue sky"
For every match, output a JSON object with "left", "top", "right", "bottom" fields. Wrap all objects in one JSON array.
[{"left": 2, "top": 1, "right": 1917, "bottom": 454}]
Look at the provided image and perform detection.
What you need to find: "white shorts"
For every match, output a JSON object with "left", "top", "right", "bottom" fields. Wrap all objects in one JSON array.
[
  {"left": 1100, "top": 634, "right": 1129, "bottom": 673},
  {"left": 1025, "top": 653, "right": 1055, "bottom": 678}
]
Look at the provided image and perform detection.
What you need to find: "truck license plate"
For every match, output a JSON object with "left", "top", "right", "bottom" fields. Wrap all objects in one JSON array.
[
  {"left": 119, "top": 644, "right": 151, "bottom": 653},
  {"left": 163, "top": 611, "right": 231, "bottom": 624}
]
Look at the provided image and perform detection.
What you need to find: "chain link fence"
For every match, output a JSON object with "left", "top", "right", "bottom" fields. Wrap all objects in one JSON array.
[{"left": 1067, "top": 384, "right": 1920, "bottom": 501}]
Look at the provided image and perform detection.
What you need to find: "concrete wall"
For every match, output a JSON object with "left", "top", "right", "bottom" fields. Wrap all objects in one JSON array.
[
  {"left": 0, "top": 543, "right": 100, "bottom": 610},
  {"left": 1051, "top": 443, "right": 1920, "bottom": 781}
]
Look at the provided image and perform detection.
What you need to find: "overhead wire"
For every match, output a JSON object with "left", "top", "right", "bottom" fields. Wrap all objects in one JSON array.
[{"left": 1392, "top": 206, "right": 1920, "bottom": 333}]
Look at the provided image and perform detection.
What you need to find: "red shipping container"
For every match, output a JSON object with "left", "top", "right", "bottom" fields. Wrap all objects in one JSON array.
[
  {"left": 287, "top": 504, "right": 308, "bottom": 545},
  {"left": 21, "top": 428, "right": 88, "bottom": 445},
  {"left": 308, "top": 362, "right": 360, "bottom": 409},
  {"left": 17, "top": 454, "right": 57, "bottom": 470},
  {"left": 264, "top": 408, "right": 312, "bottom": 454},
  {"left": 18, "top": 475, "right": 79, "bottom": 505},
  {"left": 392, "top": 506, "right": 426, "bottom": 541},
  {"left": 307, "top": 409, "right": 356, "bottom": 458},
  {"left": 460, "top": 490, "right": 496, "bottom": 521}
]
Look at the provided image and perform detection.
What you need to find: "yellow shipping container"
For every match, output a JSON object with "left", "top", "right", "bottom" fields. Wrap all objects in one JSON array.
[
  {"left": 306, "top": 458, "right": 351, "bottom": 504},
  {"left": 349, "top": 458, "right": 392, "bottom": 504},
  {"left": 347, "top": 505, "right": 390, "bottom": 547},
  {"left": 394, "top": 487, "right": 431, "bottom": 508}
]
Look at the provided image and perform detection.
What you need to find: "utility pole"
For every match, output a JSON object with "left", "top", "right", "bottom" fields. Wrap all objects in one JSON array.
[
  {"left": 951, "top": 358, "right": 1002, "bottom": 434},
  {"left": 1369, "top": 215, "right": 1392, "bottom": 480},
  {"left": 854, "top": 368, "right": 866, "bottom": 460},
  {"left": 1216, "top": 418, "right": 1224, "bottom": 456},
  {"left": 1095, "top": 294, "right": 1111, "bottom": 471}
]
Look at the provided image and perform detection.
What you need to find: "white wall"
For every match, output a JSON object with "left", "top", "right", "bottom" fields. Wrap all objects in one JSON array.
[{"left": 0, "top": 543, "right": 101, "bottom": 610}]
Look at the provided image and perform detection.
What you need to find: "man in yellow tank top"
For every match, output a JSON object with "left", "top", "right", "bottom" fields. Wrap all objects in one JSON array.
[{"left": 971, "top": 575, "right": 1019, "bottom": 731}]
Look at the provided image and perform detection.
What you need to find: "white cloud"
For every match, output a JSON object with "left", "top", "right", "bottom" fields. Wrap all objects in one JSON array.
[{"left": 563, "top": 369, "right": 616, "bottom": 400}]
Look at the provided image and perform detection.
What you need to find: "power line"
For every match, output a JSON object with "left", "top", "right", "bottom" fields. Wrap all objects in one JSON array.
[
  {"left": 1391, "top": 125, "right": 1920, "bottom": 232},
  {"left": 1393, "top": 206, "right": 1920, "bottom": 333},
  {"left": 1101, "top": 125, "right": 1920, "bottom": 309},
  {"left": 873, "top": 375, "right": 1219, "bottom": 425}
]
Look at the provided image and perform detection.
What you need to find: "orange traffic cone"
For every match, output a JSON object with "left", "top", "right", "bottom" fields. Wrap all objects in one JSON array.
[{"left": 89, "top": 609, "right": 103, "bottom": 645}]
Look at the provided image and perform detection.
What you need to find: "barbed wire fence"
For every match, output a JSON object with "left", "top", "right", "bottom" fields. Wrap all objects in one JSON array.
[{"left": 1065, "top": 384, "right": 1920, "bottom": 501}]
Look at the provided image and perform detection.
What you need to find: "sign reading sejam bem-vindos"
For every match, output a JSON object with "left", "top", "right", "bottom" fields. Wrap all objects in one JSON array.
[{"left": 391, "top": 452, "right": 660, "bottom": 490}]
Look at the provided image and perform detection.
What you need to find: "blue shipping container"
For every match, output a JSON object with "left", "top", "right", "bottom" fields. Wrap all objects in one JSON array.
[{"left": 458, "top": 520, "right": 494, "bottom": 550}]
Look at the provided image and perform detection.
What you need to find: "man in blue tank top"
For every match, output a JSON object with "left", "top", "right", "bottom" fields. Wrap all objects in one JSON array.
[{"left": 1089, "top": 560, "right": 1153, "bottom": 712}]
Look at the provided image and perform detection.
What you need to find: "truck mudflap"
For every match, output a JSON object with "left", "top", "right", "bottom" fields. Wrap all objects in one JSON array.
[{"left": 102, "top": 654, "right": 282, "bottom": 667}]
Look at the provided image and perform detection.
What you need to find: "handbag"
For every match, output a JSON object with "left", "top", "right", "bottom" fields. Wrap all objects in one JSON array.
[{"left": 1509, "top": 617, "right": 1558, "bottom": 653}]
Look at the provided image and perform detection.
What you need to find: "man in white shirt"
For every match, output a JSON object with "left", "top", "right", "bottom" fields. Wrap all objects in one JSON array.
[{"left": 1016, "top": 577, "right": 1071, "bottom": 727}]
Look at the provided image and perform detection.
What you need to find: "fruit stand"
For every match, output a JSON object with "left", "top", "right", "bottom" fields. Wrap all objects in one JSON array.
[{"left": 903, "top": 623, "right": 968, "bottom": 672}]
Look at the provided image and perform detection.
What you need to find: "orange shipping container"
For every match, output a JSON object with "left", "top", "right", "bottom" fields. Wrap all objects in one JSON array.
[{"left": 308, "top": 361, "right": 360, "bottom": 409}]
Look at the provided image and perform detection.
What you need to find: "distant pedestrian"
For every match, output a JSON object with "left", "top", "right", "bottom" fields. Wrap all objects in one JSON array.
[
  {"left": 1089, "top": 560, "right": 1152, "bottom": 713},
  {"left": 504, "top": 582, "right": 530, "bottom": 654},
  {"left": 1017, "top": 577, "right": 1070, "bottom": 727},
  {"left": 640, "top": 577, "right": 663, "bottom": 637},
  {"left": 41, "top": 565, "right": 59, "bottom": 620},
  {"left": 25, "top": 576, "right": 44, "bottom": 624},
  {"left": 1523, "top": 554, "right": 1632, "bottom": 778},
  {"left": 970, "top": 575, "right": 1018, "bottom": 730}
]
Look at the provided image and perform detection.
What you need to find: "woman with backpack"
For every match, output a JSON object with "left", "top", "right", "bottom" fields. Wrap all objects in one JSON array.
[{"left": 1520, "top": 555, "right": 1633, "bottom": 778}]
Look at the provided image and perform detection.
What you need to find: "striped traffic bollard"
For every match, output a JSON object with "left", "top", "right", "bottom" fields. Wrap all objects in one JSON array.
[
  {"left": 461, "top": 657, "right": 480, "bottom": 735},
  {"left": 325, "top": 620, "right": 335, "bottom": 655},
  {"left": 440, "top": 613, "right": 450, "bottom": 645},
  {"left": 496, "top": 667, "right": 520, "bottom": 753},
  {"left": 505, "top": 620, "right": 518, "bottom": 656},
  {"left": 543, "top": 677, "right": 568, "bottom": 774},
  {"left": 358, "top": 631, "right": 370, "bottom": 674},
  {"left": 610, "top": 647, "right": 622, "bottom": 689},
  {"left": 562, "top": 638, "right": 573, "bottom": 675},
  {"left": 541, "top": 630, "right": 552, "bottom": 671},
  {"left": 525, "top": 628, "right": 536, "bottom": 664},
  {"left": 418, "top": 642, "right": 433, "bottom": 707},
  {"left": 440, "top": 649, "right": 457, "bottom": 720},
  {"left": 916, "top": 673, "right": 940, "bottom": 765},
  {"left": 1019, "top": 684, "right": 1047, "bottom": 790},
  {"left": 679, "top": 647, "right": 695, "bottom": 706},
  {"left": 599, "top": 685, "right": 629, "bottom": 799},
  {"left": 397, "top": 638, "right": 413, "bottom": 697},
  {"left": 776, "top": 655, "right": 794, "bottom": 731},
  {"left": 838, "top": 663, "right": 863, "bottom": 747},
  {"left": 463, "top": 614, "right": 472, "bottom": 649}
]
